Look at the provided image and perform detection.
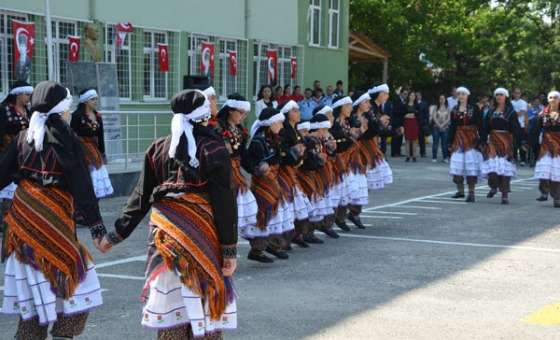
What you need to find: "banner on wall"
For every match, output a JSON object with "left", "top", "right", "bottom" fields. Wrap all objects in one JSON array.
[
  {"left": 12, "top": 20, "right": 35, "bottom": 81},
  {"left": 290, "top": 57, "right": 297, "bottom": 80},
  {"left": 68, "top": 35, "right": 81, "bottom": 63},
  {"left": 158, "top": 43, "right": 169, "bottom": 72},
  {"left": 115, "top": 22, "right": 134, "bottom": 48},
  {"left": 266, "top": 49, "right": 278, "bottom": 85},
  {"left": 200, "top": 42, "right": 215, "bottom": 76},
  {"left": 227, "top": 50, "right": 237, "bottom": 76}
]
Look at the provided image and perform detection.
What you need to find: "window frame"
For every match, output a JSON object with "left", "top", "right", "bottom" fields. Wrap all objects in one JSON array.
[
  {"left": 104, "top": 24, "right": 133, "bottom": 101},
  {"left": 218, "top": 38, "right": 238, "bottom": 100},
  {"left": 50, "top": 19, "right": 78, "bottom": 85},
  {"left": 0, "top": 11, "right": 29, "bottom": 95},
  {"left": 309, "top": 0, "right": 322, "bottom": 47},
  {"left": 142, "top": 29, "right": 169, "bottom": 101},
  {"left": 328, "top": 0, "right": 340, "bottom": 49}
]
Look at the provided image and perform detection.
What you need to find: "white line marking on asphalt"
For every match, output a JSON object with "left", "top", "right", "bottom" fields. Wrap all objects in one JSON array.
[
  {"left": 97, "top": 273, "right": 145, "bottom": 281},
  {"left": 96, "top": 255, "right": 147, "bottom": 269},
  {"left": 392, "top": 205, "right": 442, "bottom": 210},
  {"left": 368, "top": 211, "right": 418, "bottom": 216},
  {"left": 420, "top": 199, "right": 467, "bottom": 205},
  {"left": 360, "top": 215, "right": 403, "bottom": 219},
  {"left": 338, "top": 234, "right": 560, "bottom": 253}
]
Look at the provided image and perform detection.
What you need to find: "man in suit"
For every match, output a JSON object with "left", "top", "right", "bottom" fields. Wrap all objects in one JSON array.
[
  {"left": 416, "top": 91, "right": 430, "bottom": 158},
  {"left": 391, "top": 88, "right": 407, "bottom": 157}
]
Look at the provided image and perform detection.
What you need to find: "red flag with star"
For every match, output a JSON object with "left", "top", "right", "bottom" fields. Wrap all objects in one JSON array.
[{"left": 68, "top": 35, "right": 80, "bottom": 63}]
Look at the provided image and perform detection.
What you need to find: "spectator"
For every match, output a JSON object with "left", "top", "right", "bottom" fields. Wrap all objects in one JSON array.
[
  {"left": 278, "top": 85, "right": 292, "bottom": 106},
  {"left": 324, "top": 85, "right": 336, "bottom": 106},
  {"left": 379, "top": 98, "right": 393, "bottom": 154},
  {"left": 274, "top": 86, "right": 283, "bottom": 102},
  {"left": 335, "top": 80, "right": 344, "bottom": 96},
  {"left": 313, "top": 80, "right": 321, "bottom": 92},
  {"left": 299, "top": 88, "right": 316, "bottom": 120},
  {"left": 391, "top": 87, "right": 408, "bottom": 157},
  {"left": 528, "top": 96, "right": 544, "bottom": 166},
  {"left": 477, "top": 95, "right": 491, "bottom": 120},
  {"left": 416, "top": 91, "right": 430, "bottom": 158},
  {"left": 403, "top": 91, "right": 419, "bottom": 162},
  {"left": 528, "top": 96, "right": 544, "bottom": 120},
  {"left": 430, "top": 94, "right": 450, "bottom": 163},
  {"left": 312, "top": 88, "right": 325, "bottom": 106},
  {"left": 255, "top": 84, "right": 278, "bottom": 118},
  {"left": 447, "top": 87, "right": 458, "bottom": 111},
  {"left": 292, "top": 85, "right": 304, "bottom": 102},
  {"left": 512, "top": 87, "right": 529, "bottom": 165}
]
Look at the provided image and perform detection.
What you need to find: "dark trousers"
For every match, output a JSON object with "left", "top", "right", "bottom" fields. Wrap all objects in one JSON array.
[
  {"left": 391, "top": 134, "right": 403, "bottom": 156},
  {"left": 418, "top": 129, "right": 426, "bottom": 157},
  {"left": 539, "top": 180, "right": 560, "bottom": 201},
  {"left": 16, "top": 313, "right": 89, "bottom": 340},
  {"left": 488, "top": 173, "right": 511, "bottom": 196},
  {"left": 432, "top": 128, "right": 449, "bottom": 160},
  {"left": 514, "top": 136, "right": 527, "bottom": 163},
  {"left": 380, "top": 137, "right": 387, "bottom": 154}
]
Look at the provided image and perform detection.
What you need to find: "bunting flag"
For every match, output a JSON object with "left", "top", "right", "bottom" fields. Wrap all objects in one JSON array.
[
  {"left": 158, "top": 43, "right": 169, "bottom": 72},
  {"left": 68, "top": 35, "right": 80, "bottom": 63},
  {"left": 290, "top": 57, "right": 297, "bottom": 80},
  {"left": 266, "top": 49, "right": 278, "bottom": 85},
  {"left": 227, "top": 50, "right": 237, "bottom": 77},
  {"left": 200, "top": 42, "right": 215, "bottom": 76},
  {"left": 115, "top": 22, "right": 134, "bottom": 48},
  {"left": 12, "top": 20, "right": 35, "bottom": 81}
]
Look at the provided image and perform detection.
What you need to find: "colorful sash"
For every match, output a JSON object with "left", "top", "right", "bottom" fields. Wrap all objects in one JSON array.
[
  {"left": 251, "top": 165, "right": 282, "bottom": 229},
  {"left": 278, "top": 165, "right": 298, "bottom": 203},
  {"left": 4, "top": 179, "right": 91, "bottom": 298},
  {"left": 147, "top": 192, "right": 232, "bottom": 321},
  {"left": 451, "top": 126, "right": 479, "bottom": 153},
  {"left": 80, "top": 137, "right": 104, "bottom": 170},
  {"left": 486, "top": 130, "right": 513, "bottom": 160},
  {"left": 231, "top": 158, "right": 249, "bottom": 193},
  {"left": 539, "top": 131, "right": 560, "bottom": 159}
]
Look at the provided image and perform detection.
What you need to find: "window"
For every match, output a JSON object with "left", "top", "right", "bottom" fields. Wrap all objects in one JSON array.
[
  {"left": 143, "top": 30, "right": 168, "bottom": 99},
  {"left": 105, "top": 25, "right": 132, "bottom": 99},
  {"left": 0, "top": 12, "right": 29, "bottom": 95},
  {"left": 328, "top": 0, "right": 340, "bottom": 48},
  {"left": 218, "top": 39, "right": 238, "bottom": 99},
  {"left": 51, "top": 20, "right": 77, "bottom": 85},
  {"left": 253, "top": 42, "right": 299, "bottom": 97},
  {"left": 309, "top": 0, "right": 321, "bottom": 46}
]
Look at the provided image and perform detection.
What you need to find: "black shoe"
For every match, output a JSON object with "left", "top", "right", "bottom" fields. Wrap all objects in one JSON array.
[
  {"left": 265, "top": 247, "right": 289, "bottom": 260},
  {"left": 554, "top": 201, "right": 560, "bottom": 208},
  {"left": 248, "top": 252, "right": 274, "bottom": 263},
  {"left": 320, "top": 228, "right": 340, "bottom": 239},
  {"left": 487, "top": 189, "right": 497, "bottom": 198},
  {"left": 501, "top": 198, "right": 509, "bottom": 205},
  {"left": 451, "top": 192, "right": 465, "bottom": 199},
  {"left": 405, "top": 157, "right": 410, "bottom": 162},
  {"left": 292, "top": 236, "right": 310, "bottom": 248},
  {"left": 335, "top": 220, "right": 351, "bottom": 231},
  {"left": 303, "top": 234, "right": 325, "bottom": 244},
  {"left": 412, "top": 157, "right": 417, "bottom": 162},
  {"left": 348, "top": 214, "right": 365, "bottom": 229},
  {"left": 465, "top": 194, "right": 475, "bottom": 203},
  {"left": 536, "top": 195, "right": 548, "bottom": 202}
]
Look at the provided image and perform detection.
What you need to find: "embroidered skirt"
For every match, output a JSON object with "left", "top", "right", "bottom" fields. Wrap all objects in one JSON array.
[
  {"left": 535, "top": 132, "right": 560, "bottom": 182},
  {"left": 481, "top": 131, "right": 517, "bottom": 178}
]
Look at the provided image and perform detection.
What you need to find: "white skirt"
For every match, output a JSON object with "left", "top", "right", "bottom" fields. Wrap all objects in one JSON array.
[
  {"left": 142, "top": 270, "right": 236, "bottom": 337},
  {"left": 449, "top": 149, "right": 483, "bottom": 177},
  {"left": 308, "top": 196, "right": 327, "bottom": 223},
  {"left": 293, "top": 187, "right": 311, "bottom": 221},
  {"left": 240, "top": 206, "right": 284, "bottom": 239},
  {"left": 0, "top": 182, "right": 17, "bottom": 199},
  {"left": 237, "top": 190, "right": 258, "bottom": 230},
  {"left": 348, "top": 172, "right": 369, "bottom": 206},
  {"left": 534, "top": 154, "right": 560, "bottom": 182},
  {"left": 91, "top": 165, "right": 114, "bottom": 198},
  {"left": 2, "top": 254, "right": 103, "bottom": 325},
  {"left": 367, "top": 159, "right": 394, "bottom": 190},
  {"left": 280, "top": 200, "right": 295, "bottom": 233},
  {"left": 481, "top": 156, "right": 517, "bottom": 178},
  {"left": 328, "top": 182, "right": 343, "bottom": 210}
]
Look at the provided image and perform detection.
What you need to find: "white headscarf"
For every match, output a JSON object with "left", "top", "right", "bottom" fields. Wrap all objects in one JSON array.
[
  {"left": 26, "top": 88, "right": 72, "bottom": 152},
  {"left": 169, "top": 90, "right": 211, "bottom": 168},
  {"left": 249, "top": 112, "right": 285, "bottom": 138}
]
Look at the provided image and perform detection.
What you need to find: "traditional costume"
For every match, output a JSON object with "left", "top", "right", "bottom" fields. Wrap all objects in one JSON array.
[
  {"left": 481, "top": 88, "right": 522, "bottom": 204},
  {"left": 0, "top": 81, "right": 106, "bottom": 340},
  {"left": 448, "top": 86, "right": 483, "bottom": 202},
  {"left": 242, "top": 107, "right": 286, "bottom": 263},
  {"left": 0, "top": 81, "right": 32, "bottom": 223},
  {"left": 533, "top": 91, "right": 560, "bottom": 207},
  {"left": 215, "top": 94, "right": 259, "bottom": 247},
  {"left": 71, "top": 89, "right": 114, "bottom": 198},
  {"left": 108, "top": 89, "right": 238, "bottom": 339}
]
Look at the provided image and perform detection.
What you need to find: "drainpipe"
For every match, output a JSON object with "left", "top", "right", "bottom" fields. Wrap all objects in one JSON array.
[
  {"left": 45, "top": 0, "right": 54, "bottom": 81},
  {"left": 244, "top": 0, "right": 249, "bottom": 39}
]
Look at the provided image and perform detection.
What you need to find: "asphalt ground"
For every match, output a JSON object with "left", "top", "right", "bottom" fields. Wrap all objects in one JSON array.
[{"left": 1, "top": 155, "right": 559, "bottom": 339}]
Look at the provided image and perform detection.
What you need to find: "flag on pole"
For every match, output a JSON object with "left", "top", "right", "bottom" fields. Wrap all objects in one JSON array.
[
  {"left": 266, "top": 49, "right": 278, "bottom": 85},
  {"left": 12, "top": 20, "right": 35, "bottom": 81},
  {"left": 227, "top": 50, "right": 237, "bottom": 76},
  {"left": 158, "top": 43, "right": 169, "bottom": 72},
  {"left": 200, "top": 42, "right": 215, "bottom": 76},
  {"left": 290, "top": 57, "right": 297, "bottom": 80},
  {"left": 115, "top": 22, "right": 133, "bottom": 48},
  {"left": 68, "top": 35, "right": 80, "bottom": 63}
]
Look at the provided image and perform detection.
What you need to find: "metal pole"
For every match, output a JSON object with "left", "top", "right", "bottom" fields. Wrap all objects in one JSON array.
[{"left": 45, "top": 0, "right": 54, "bottom": 81}]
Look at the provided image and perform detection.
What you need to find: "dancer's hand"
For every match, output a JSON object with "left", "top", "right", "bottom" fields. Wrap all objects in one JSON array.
[
  {"left": 94, "top": 236, "right": 112, "bottom": 254},
  {"left": 222, "top": 258, "right": 237, "bottom": 277}
]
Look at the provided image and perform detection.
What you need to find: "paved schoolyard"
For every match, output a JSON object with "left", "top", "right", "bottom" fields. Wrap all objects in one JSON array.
[{"left": 1, "top": 157, "right": 559, "bottom": 339}]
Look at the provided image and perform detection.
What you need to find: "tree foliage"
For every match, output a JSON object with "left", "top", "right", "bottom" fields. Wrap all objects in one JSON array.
[{"left": 350, "top": 0, "right": 560, "bottom": 98}]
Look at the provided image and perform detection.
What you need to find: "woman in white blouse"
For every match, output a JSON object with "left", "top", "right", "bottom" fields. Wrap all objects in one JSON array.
[
  {"left": 430, "top": 94, "right": 451, "bottom": 163},
  {"left": 255, "top": 85, "right": 278, "bottom": 118}
]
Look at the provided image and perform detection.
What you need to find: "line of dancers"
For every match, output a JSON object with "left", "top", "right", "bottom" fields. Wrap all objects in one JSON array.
[{"left": 1, "top": 80, "right": 559, "bottom": 339}]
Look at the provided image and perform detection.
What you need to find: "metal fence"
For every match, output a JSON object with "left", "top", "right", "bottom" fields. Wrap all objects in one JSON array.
[{"left": 104, "top": 110, "right": 171, "bottom": 172}]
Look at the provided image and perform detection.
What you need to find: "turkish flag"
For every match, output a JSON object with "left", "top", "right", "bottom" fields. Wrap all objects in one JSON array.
[
  {"left": 290, "top": 57, "right": 297, "bottom": 80},
  {"left": 158, "top": 43, "right": 169, "bottom": 72},
  {"left": 12, "top": 20, "right": 35, "bottom": 79},
  {"left": 266, "top": 49, "right": 278, "bottom": 85},
  {"left": 68, "top": 36, "right": 80, "bottom": 63},
  {"left": 115, "top": 22, "right": 133, "bottom": 48},
  {"left": 227, "top": 50, "right": 237, "bottom": 76},
  {"left": 200, "top": 42, "right": 215, "bottom": 76}
]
